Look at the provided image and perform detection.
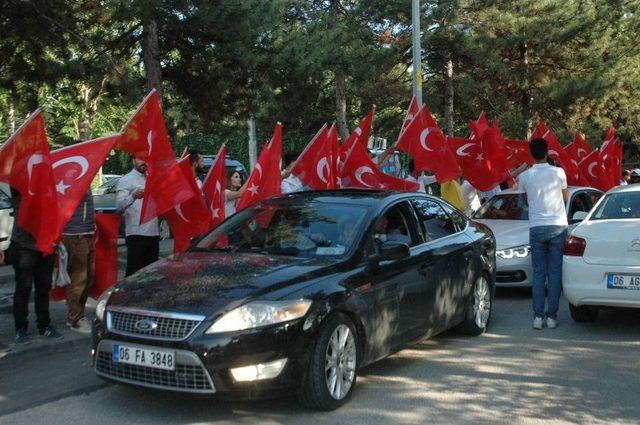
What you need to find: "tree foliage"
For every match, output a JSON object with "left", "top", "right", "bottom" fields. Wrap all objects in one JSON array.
[{"left": 1, "top": 0, "right": 638, "bottom": 173}]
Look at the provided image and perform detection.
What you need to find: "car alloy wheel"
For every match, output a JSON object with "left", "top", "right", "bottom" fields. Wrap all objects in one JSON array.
[
  {"left": 325, "top": 324, "right": 357, "bottom": 400},
  {"left": 473, "top": 275, "right": 491, "bottom": 329}
]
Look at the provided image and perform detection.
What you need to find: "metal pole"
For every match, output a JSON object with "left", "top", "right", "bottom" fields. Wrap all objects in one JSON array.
[
  {"left": 412, "top": 0, "right": 423, "bottom": 107},
  {"left": 247, "top": 115, "right": 257, "bottom": 171}
]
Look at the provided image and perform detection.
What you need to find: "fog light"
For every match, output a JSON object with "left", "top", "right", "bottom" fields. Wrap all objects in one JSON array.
[{"left": 230, "top": 358, "right": 288, "bottom": 382}]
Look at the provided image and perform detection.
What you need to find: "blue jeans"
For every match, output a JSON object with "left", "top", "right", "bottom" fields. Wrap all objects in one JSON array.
[{"left": 529, "top": 225, "right": 568, "bottom": 319}]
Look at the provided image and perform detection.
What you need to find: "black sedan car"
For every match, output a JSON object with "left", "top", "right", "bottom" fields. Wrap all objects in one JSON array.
[{"left": 92, "top": 190, "right": 496, "bottom": 410}]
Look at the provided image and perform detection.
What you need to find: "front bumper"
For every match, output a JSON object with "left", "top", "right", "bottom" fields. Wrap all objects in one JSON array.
[
  {"left": 495, "top": 255, "right": 532, "bottom": 287},
  {"left": 92, "top": 316, "right": 314, "bottom": 397},
  {"left": 563, "top": 256, "right": 640, "bottom": 308}
]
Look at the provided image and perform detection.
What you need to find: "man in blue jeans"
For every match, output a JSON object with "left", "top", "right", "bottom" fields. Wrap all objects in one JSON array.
[{"left": 518, "top": 138, "right": 568, "bottom": 329}]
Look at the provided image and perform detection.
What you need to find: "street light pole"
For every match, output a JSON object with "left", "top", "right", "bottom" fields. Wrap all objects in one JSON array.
[{"left": 412, "top": 0, "right": 423, "bottom": 107}]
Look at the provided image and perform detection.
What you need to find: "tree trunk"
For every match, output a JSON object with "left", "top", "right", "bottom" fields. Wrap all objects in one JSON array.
[
  {"left": 335, "top": 70, "right": 349, "bottom": 140},
  {"left": 444, "top": 53, "right": 454, "bottom": 137},
  {"left": 143, "top": 16, "right": 162, "bottom": 99},
  {"left": 519, "top": 40, "right": 532, "bottom": 137},
  {"left": 7, "top": 98, "right": 15, "bottom": 134}
]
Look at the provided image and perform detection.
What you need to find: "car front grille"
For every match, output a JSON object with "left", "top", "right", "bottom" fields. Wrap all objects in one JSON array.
[
  {"left": 95, "top": 347, "right": 215, "bottom": 393},
  {"left": 107, "top": 308, "right": 204, "bottom": 341}
]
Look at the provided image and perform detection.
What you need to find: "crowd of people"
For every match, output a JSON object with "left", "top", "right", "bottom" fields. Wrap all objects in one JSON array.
[{"left": 0, "top": 139, "right": 636, "bottom": 344}]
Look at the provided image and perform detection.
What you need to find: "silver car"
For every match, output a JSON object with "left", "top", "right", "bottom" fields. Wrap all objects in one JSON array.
[{"left": 473, "top": 186, "right": 603, "bottom": 287}]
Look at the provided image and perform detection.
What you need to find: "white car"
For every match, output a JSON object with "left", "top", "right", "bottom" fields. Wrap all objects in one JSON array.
[
  {"left": 0, "top": 183, "right": 13, "bottom": 251},
  {"left": 563, "top": 184, "right": 640, "bottom": 322},
  {"left": 473, "top": 186, "right": 603, "bottom": 287}
]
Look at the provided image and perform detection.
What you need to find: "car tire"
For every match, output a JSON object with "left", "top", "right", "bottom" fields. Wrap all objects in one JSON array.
[
  {"left": 158, "top": 217, "right": 172, "bottom": 240},
  {"left": 569, "top": 303, "right": 599, "bottom": 323},
  {"left": 298, "top": 313, "right": 359, "bottom": 411},
  {"left": 457, "top": 273, "right": 494, "bottom": 336}
]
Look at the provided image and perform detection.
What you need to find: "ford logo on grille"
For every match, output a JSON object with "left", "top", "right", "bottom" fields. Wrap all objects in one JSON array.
[{"left": 134, "top": 319, "right": 158, "bottom": 332}]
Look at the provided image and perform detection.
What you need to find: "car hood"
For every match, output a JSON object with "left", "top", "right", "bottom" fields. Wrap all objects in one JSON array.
[
  {"left": 474, "top": 219, "right": 530, "bottom": 249},
  {"left": 107, "top": 251, "right": 337, "bottom": 317}
]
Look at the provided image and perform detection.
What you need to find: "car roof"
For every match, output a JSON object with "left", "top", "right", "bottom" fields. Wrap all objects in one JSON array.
[
  {"left": 606, "top": 184, "right": 640, "bottom": 194},
  {"left": 496, "top": 185, "right": 602, "bottom": 195},
  {"left": 273, "top": 189, "right": 438, "bottom": 209}
]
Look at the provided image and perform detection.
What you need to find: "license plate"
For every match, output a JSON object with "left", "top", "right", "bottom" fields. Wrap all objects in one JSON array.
[
  {"left": 113, "top": 344, "right": 175, "bottom": 370},
  {"left": 607, "top": 274, "right": 640, "bottom": 290}
]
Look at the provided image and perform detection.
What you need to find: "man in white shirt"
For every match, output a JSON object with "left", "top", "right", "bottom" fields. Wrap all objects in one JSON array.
[
  {"left": 460, "top": 179, "right": 482, "bottom": 217},
  {"left": 188, "top": 149, "right": 205, "bottom": 189},
  {"left": 116, "top": 157, "right": 160, "bottom": 276},
  {"left": 281, "top": 151, "right": 305, "bottom": 194},
  {"left": 406, "top": 160, "right": 437, "bottom": 194},
  {"left": 517, "top": 138, "right": 568, "bottom": 330}
]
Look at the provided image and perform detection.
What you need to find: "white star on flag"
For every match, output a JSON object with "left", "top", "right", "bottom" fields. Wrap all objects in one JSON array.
[
  {"left": 248, "top": 183, "right": 259, "bottom": 196},
  {"left": 475, "top": 153, "right": 484, "bottom": 162},
  {"left": 211, "top": 208, "right": 220, "bottom": 219},
  {"left": 56, "top": 180, "right": 71, "bottom": 195}
]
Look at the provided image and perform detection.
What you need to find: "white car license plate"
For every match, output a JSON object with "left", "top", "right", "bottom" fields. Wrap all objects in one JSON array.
[
  {"left": 113, "top": 344, "right": 175, "bottom": 370},
  {"left": 607, "top": 274, "right": 640, "bottom": 290}
]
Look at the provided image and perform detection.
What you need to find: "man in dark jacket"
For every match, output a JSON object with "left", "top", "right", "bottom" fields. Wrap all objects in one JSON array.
[
  {"left": 10, "top": 189, "right": 62, "bottom": 344},
  {"left": 62, "top": 189, "right": 96, "bottom": 333}
]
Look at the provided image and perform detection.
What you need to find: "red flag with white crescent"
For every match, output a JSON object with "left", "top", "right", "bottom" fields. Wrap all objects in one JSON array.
[
  {"left": 570, "top": 132, "right": 592, "bottom": 161},
  {"left": 291, "top": 124, "right": 335, "bottom": 190},
  {"left": 164, "top": 157, "right": 213, "bottom": 253},
  {"left": 449, "top": 136, "right": 508, "bottom": 192},
  {"left": 90, "top": 213, "right": 121, "bottom": 298},
  {"left": 339, "top": 106, "right": 375, "bottom": 161},
  {"left": 50, "top": 135, "right": 119, "bottom": 239},
  {"left": 0, "top": 111, "right": 58, "bottom": 254},
  {"left": 531, "top": 121, "right": 589, "bottom": 186},
  {"left": 202, "top": 144, "right": 228, "bottom": 228},
  {"left": 396, "top": 105, "right": 461, "bottom": 183},
  {"left": 397, "top": 96, "right": 420, "bottom": 141},
  {"left": 236, "top": 123, "right": 283, "bottom": 210}
]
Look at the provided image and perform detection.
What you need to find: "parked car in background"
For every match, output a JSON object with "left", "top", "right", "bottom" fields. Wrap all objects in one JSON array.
[
  {"left": 92, "top": 190, "right": 496, "bottom": 410},
  {"left": 0, "top": 183, "right": 13, "bottom": 251},
  {"left": 199, "top": 155, "right": 248, "bottom": 183},
  {"left": 473, "top": 186, "right": 603, "bottom": 287},
  {"left": 563, "top": 184, "right": 640, "bottom": 322}
]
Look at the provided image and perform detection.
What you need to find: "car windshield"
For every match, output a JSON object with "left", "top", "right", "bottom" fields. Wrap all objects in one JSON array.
[
  {"left": 591, "top": 191, "right": 640, "bottom": 220},
  {"left": 194, "top": 200, "right": 369, "bottom": 258},
  {"left": 474, "top": 193, "right": 528, "bottom": 220},
  {"left": 92, "top": 179, "right": 118, "bottom": 195}
]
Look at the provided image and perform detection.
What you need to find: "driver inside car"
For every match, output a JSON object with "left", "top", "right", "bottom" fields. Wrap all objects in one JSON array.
[{"left": 373, "top": 214, "right": 411, "bottom": 245}]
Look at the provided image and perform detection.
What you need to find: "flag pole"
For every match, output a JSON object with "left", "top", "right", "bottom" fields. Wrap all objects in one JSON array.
[{"left": 412, "top": 0, "right": 423, "bottom": 108}]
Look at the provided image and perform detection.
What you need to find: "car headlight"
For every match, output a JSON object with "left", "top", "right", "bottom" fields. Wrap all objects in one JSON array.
[
  {"left": 95, "top": 289, "right": 114, "bottom": 321},
  {"left": 205, "top": 299, "right": 312, "bottom": 334},
  {"left": 497, "top": 245, "right": 530, "bottom": 259}
]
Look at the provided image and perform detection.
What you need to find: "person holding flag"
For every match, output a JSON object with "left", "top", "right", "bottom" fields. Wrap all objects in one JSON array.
[
  {"left": 116, "top": 157, "right": 159, "bottom": 276},
  {"left": 188, "top": 149, "right": 205, "bottom": 189},
  {"left": 281, "top": 151, "right": 305, "bottom": 194}
]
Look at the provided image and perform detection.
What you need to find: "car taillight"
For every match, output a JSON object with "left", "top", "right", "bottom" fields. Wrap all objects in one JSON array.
[{"left": 564, "top": 236, "right": 586, "bottom": 256}]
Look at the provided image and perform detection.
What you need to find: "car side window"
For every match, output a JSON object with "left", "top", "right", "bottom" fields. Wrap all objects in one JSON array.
[
  {"left": 411, "top": 199, "right": 457, "bottom": 242},
  {"left": 365, "top": 203, "right": 420, "bottom": 257},
  {"left": 569, "top": 192, "right": 592, "bottom": 219},
  {"left": 0, "top": 189, "right": 11, "bottom": 210},
  {"left": 441, "top": 203, "right": 468, "bottom": 232}
]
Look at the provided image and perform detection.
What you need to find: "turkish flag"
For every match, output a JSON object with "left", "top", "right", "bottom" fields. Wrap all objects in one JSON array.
[
  {"left": 90, "top": 213, "right": 121, "bottom": 298},
  {"left": 339, "top": 106, "right": 375, "bottom": 161},
  {"left": 604, "top": 123, "right": 616, "bottom": 144},
  {"left": 340, "top": 140, "right": 420, "bottom": 192},
  {"left": 481, "top": 121, "right": 511, "bottom": 174},
  {"left": 0, "top": 111, "right": 58, "bottom": 254},
  {"left": 600, "top": 138, "right": 622, "bottom": 189},
  {"left": 579, "top": 150, "right": 611, "bottom": 191},
  {"left": 292, "top": 125, "right": 337, "bottom": 190},
  {"left": 130, "top": 91, "right": 195, "bottom": 224},
  {"left": 328, "top": 124, "right": 341, "bottom": 188},
  {"left": 236, "top": 123, "right": 283, "bottom": 210},
  {"left": 504, "top": 138, "right": 534, "bottom": 167},
  {"left": 396, "top": 106, "right": 461, "bottom": 183},
  {"left": 571, "top": 132, "right": 592, "bottom": 161},
  {"left": 449, "top": 136, "right": 508, "bottom": 192},
  {"left": 469, "top": 112, "right": 490, "bottom": 140},
  {"left": 165, "top": 157, "right": 213, "bottom": 253},
  {"left": 118, "top": 90, "right": 170, "bottom": 161},
  {"left": 50, "top": 135, "right": 119, "bottom": 239},
  {"left": 397, "top": 96, "right": 420, "bottom": 141},
  {"left": 532, "top": 121, "right": 589, "bottom": 186},
  {"left": 202, "top": 144, "right": 228, "bottom": 228}
]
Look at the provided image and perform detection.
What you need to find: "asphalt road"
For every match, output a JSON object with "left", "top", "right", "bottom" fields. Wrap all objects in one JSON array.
[{"left": 1, "top": 288, "right": 639, "bottom": 425}]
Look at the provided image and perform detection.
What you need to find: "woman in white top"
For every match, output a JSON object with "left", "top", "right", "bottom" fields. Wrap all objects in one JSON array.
[{"left": 225, "top": 170, "right": 245, "bottom": 217}]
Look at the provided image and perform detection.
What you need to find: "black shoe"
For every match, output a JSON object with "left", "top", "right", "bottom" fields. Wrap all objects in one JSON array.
[
  {"left": 15, "top": 330, "right": 30, "bottom": 345},
  {"left": 38, "top": 325, "right": 63, "bottom": 340}
]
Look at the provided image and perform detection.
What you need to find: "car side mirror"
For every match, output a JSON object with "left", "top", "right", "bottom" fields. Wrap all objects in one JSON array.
[
  {"left": 571, "top": 211, "right": 588, "bottom": 223},
  {"left": 378, "top": 240, "right": 410, "bottom": 261}
]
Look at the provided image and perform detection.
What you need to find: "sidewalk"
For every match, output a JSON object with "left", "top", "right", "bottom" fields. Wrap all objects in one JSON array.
[{"left": 0, "top": 239, "right": 174, "bottom": 358}]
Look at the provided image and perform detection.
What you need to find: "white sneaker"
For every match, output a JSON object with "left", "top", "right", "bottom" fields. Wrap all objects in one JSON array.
[
  {"left": 68, "top": 317, "right": 91, "bottom": 334},
  {"left": 546, "top": 317, "right": 557, "bottom": 329},
  {"left": 533, "top": 317, "right": 543, "bottom": 330}
]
